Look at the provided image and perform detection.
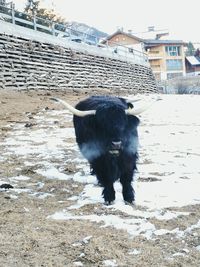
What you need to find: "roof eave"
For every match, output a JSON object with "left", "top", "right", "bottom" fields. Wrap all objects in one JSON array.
[
  {"left": 144, "top": 39, "right": 188, "bottom": 46},
  {"left": 101, "top": 30, "right": 144, "bottom": 43}
]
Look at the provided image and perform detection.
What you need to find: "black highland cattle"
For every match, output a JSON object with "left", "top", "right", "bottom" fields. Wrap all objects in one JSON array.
[{"left": 51, "top": 95, "right": 154, "bottom": 205}]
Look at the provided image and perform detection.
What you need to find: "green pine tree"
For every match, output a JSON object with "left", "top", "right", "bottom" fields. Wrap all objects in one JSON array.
[{"left": 186, "top": 42, "right": 195, "bottom": 56}]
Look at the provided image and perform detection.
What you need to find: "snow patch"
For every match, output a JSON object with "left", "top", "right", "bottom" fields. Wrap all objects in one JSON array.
[
  {"left": 128, "top": 249, "right": 141, "bottom": 255},
  {"left": 74, "top": 262, "right": 83, "bottom": 266},
  {"left": 36, "top": 167, "right": 72, "bottom": 180},
  {"left": 48, "top": 210, "right": 156, "bottom": 239},
  {"left": 103, "top": 259, "right": 118, "bottom": 266}
]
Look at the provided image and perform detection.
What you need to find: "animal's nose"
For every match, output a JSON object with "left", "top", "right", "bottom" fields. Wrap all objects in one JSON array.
[{"left": 111, "top": 141, "right": 122, "bottom": 150}]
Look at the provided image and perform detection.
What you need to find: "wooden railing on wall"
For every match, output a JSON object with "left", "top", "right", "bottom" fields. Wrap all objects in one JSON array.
[{"left": 0, "top": 3, "right": 149, "bottom": 66}]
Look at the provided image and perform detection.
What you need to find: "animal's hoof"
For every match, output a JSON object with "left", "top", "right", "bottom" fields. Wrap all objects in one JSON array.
[
  {"left": 124, "top": 201, "right": 135, "bottom": 206},
  {"left": 104, "top": 201, "right": 114, "bottom": 206}
]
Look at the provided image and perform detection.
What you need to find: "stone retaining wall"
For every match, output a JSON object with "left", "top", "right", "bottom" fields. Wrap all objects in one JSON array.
[{"left": 0, "top": 31, "right": 158, "bottom": 93}]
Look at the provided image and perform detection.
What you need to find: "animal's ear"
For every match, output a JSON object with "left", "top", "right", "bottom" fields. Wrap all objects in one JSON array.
[{"left": 127, "top": 102, "right": 134, "bottom": 109}]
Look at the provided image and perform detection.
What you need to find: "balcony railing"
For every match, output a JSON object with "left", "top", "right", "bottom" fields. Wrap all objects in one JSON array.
[{"left": 148, "top": 51, "right": 162, "bottom": 60}]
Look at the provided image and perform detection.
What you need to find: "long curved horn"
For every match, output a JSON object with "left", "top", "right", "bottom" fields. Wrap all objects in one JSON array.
[
  {"left": 125, "top": 97, "right": 161, "bottom": 115},
  {"left": 50, "top": 98, "right": 96, "bottom": 117}
]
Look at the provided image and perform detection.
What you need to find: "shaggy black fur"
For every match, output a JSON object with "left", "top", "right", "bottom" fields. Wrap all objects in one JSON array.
[{"left": 73, "top": 96, "right": 139, "bottom": 204}]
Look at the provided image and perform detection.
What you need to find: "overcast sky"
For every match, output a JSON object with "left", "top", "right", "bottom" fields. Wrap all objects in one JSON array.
[{"left": 13, "top": 0, "right": 200, "bottom": 44}]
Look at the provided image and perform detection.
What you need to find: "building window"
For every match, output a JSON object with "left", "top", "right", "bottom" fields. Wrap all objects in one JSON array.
[
  {"left": 165, "top": 46, "right": 181, "bottom": 56},
  {"left": 167, "top": 73, "right": 183, "bottom": 79},
  {"left": 166, "top": 59, "right": 183, "bottom": 70}
]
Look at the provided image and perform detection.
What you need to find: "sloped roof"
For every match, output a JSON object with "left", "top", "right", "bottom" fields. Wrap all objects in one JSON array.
[
  {"left": 186, "top": 56, "right": 200, "bottom": 66},
  {"left": 133, "top": 29, "right": 169, "bottom": 40},
  {"left": 102, "top": 30, "right": 143, "bottom": 43},
  {"left": 102, "top": 30, "right": 188, "bottom": 51},
  {"left": 102, "top": 30, "right": 187, "bottom": 46},
  {"left": 144, "top": 39, "right": 187, "bottom": 46}
]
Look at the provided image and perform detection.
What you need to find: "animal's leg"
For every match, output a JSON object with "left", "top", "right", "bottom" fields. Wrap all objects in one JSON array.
[
  {"left": 96, "top": 173, "right": 115, "bottom": 204},
  {"left": 102, "top": 183, "right": 115, "bottom": 205},
  {"left": 91, "top": 159, "right": 116, "bottom": 204},
  {"left": 120, "top": 154, "right": 137, "bottom": 204},
  {"left": 120, "top": 177, "right": 135, "bottom": 204}
]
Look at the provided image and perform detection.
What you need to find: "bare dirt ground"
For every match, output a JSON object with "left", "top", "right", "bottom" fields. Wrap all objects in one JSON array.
[{"left": 0, "top": 89, "right": 200, "bottom": 267}]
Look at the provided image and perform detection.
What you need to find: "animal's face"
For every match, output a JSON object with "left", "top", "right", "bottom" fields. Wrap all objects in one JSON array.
[
  {"left": 51, "top": 96, "right": 142, "bottom": 160},
  {"left": 95, "top": 105, "right": 128, "bottom": 154}
]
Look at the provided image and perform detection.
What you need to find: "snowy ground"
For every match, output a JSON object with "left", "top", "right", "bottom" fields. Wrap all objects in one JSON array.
[{"left": 0, "top": 90, "right": 200, "bottom": 266}]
